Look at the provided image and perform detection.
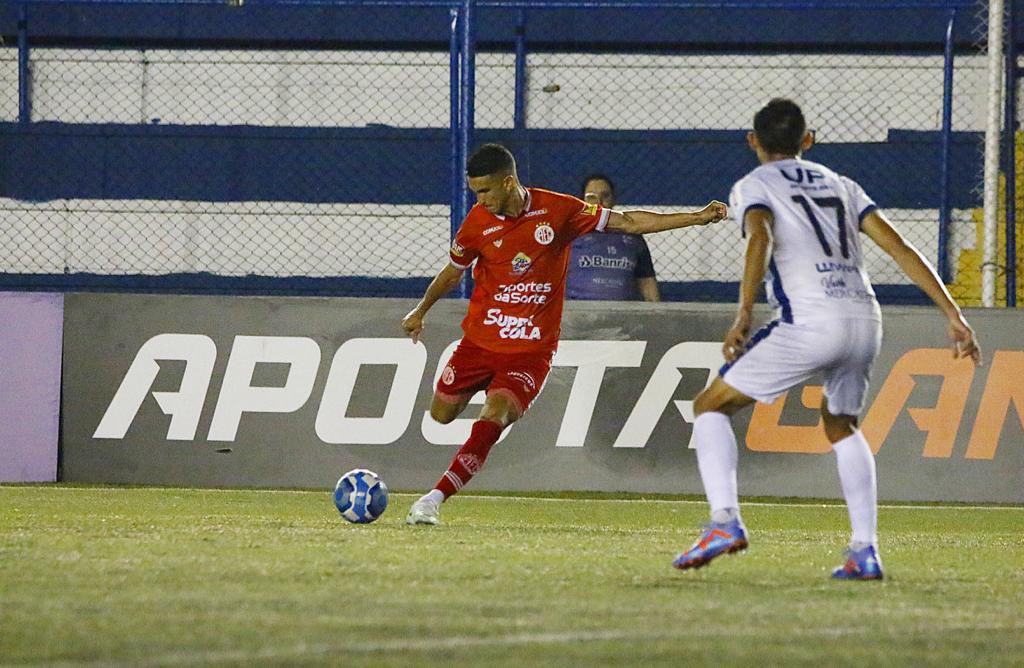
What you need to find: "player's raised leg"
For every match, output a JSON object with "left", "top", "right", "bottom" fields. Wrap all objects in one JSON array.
[
  {"left": 407, "top": 348, "right": 550, "bottom": 526},
  {"left": 406, "top": 340, "right": 493, "bottom": 525},
  {"left": 406, "top": 392, "right": 518, "bottom": 525},
  {"left": 672, "top": 377, "right": 754, "bottom": 571},
  {"left": 822, "top": 401, "right": 883, "bottom": 580},
  {"left": 437, "top": 392, "right": 517, "bottom": 499},
  {"left": 428, "top": 392, "right": 473, "bottom": 426}
]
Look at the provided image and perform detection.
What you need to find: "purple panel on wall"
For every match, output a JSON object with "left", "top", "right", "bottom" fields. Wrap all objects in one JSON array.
[{"left": 0, "top": 292, "right": 63, "bottom": 482}]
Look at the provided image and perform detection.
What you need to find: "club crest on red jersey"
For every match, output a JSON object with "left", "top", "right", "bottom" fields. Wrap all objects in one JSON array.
[
  {"left": 534, "top": 223, "right": 555, "bottom": 245},
  {"left": 511, "top": 252, "right": 532, "bottom": 275},
  {"left": 441, "top": 365, "right": 456, "bottom": 385}
]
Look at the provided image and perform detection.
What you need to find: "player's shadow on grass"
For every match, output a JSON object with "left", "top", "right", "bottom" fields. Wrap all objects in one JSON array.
[{"left": 627, "top": 575, "right": 830, "bottom": 591}]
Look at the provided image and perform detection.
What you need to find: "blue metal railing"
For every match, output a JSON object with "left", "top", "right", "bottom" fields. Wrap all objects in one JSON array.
[
  {"left": 449, "top": 6, "right": 462, "bottom": 249},
  {"left": 458, "top": 0, "right": 476, "bottom": 298},
  {"left": 937, "top": 8, "right": 956, "bottom": 285},
  {"left": 16, "top": 0, "right": 981, "bottom": 7},
  {"left": 17, "top": 1, "right": 30, "bottom": 123},
  {"left": 512, "top": 8, "right": 527, "bottom": 131}
]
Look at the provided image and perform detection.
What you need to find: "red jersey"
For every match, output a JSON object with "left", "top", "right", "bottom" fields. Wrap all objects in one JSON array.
[{"left": 448, "top": 188, "right": 609, "bottom": 353}]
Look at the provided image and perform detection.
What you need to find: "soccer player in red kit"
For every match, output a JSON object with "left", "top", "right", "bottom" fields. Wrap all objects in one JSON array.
[{"left": 402, "top": 143, "right": 727, "bottom": 524}]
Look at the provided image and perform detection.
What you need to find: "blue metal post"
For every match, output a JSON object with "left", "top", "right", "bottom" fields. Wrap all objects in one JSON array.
[
  {"left": 513, "top": 9, "right": 527, "bottom": 129},
  {"left": 1005, "top": 0, "right": 1018, "bottom": 307},
  {"left": 459, "top": 0, "right": 476, "bottom": 297},
  {"left": 449, "top": 7, "right": 462, "bottom": 245},
  {"left": 17, "top": 0, "right": 30, "bottom": 123},
  {"left": 460, "top": 0, "right": 476, "bottom": 204},
  {"left": 937, "top": 9, "right": 955, "bottom": 284}
]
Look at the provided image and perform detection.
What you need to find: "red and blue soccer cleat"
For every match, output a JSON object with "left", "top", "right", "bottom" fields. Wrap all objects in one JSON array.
[
  {"left": 672, "top": 518, "right": 749, "bottom": 571},
  {"left": 831, "top": 545, "right": 884, "bottom": 581}
]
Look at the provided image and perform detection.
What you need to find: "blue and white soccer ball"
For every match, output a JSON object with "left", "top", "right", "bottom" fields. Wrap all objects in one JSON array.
[{"left": 333, "top": 468, "right": 389, "bottom": 524}]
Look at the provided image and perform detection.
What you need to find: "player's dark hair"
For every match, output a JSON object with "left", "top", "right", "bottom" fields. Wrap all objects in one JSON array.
[
  {"left": 580, "top": 173, "right": 616, "bottom": 197},
  {"left": 753, "top": 98, "right": 806, "bottom": 156},
  {"left": 467, "top": 143, "right": 516, "bottom": 178}
]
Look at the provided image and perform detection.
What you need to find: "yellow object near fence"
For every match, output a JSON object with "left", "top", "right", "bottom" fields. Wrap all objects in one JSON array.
[{"left": 951, "top": 132, "right": 1024, "bottom": 307}]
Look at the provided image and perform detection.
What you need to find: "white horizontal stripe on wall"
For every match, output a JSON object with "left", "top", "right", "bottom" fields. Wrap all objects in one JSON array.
[
  {"left": 4, "top": 49, "right": 987, "bottom": 137},
  {"left": 0, "top": 198, "right": 976, "bottom": 285}
]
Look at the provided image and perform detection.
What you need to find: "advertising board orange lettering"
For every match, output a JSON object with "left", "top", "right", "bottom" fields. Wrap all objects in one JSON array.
[
  {"left": 745, "top": 349, "right": 975, "bottom": 456},
  {"left": 746, "top": 385, "right": 831, "bottom": 453},
  {"left": 860, "top": 349, "right": 974, "bottom": 457},
  {"left": 965, "top": 351, "right": 1024, "bottom": 460}
]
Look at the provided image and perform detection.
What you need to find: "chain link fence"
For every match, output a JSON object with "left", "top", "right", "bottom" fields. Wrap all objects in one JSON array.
[
  {"left": 0, "top": 0, "right": 996, "bottom": 302},
  {"left": 473, "top": 5, "right": 989, "bottom": 302},
  {"left": 3, "top": 1, "right": 463, "bottom": 294}
]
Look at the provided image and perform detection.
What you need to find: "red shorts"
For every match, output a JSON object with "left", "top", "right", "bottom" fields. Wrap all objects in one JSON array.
[{"left": 435, "top": 338, "right": 553, "bottom": 416}]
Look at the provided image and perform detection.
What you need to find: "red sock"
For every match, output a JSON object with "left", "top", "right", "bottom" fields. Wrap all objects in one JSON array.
[{"left": 434, "top": 420, "right": 503, "bottom": 499}]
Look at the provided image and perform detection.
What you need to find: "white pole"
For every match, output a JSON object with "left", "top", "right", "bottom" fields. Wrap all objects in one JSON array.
[{"left": 983, "top": 0, "right": 1005, "bottom": 307}]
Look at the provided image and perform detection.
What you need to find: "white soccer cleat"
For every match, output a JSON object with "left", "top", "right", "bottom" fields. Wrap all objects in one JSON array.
[{"left": 405, "top": 496, "right": 441, "bottom": 525}]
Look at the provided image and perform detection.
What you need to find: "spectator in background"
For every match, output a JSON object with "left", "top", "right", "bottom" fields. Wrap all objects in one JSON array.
[{"left": 566, "top": 174, "right": 660, "bottom": 302}]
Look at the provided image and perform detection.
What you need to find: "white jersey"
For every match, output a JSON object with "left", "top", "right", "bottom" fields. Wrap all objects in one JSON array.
[{"left": 729, "top": 158, "right": 882, "bottom": 323}]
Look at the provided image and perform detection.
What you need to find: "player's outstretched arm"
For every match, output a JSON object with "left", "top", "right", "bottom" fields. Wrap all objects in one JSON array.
[
  {"left": 605, "top": 201, "right": 728, "bottom": 235},
  {"left": 724, "top": 210, "right": 773, "bottom": 362},
  {"left": 861, "top": 210, "right": 982, "bottom": 365},
  {"left": 402, "top": 263, "right": 465, "bottom": 344}
]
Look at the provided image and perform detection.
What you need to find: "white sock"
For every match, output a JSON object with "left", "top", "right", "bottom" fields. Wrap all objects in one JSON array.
[
  {"left": 833, "top": 430, "right": 877, "bottom": 546},
  {"left": 694, "top": 412, "right": 740, "bottom": 522},
  {"left": 424, "top": 489, "right": 444, "bottom": 506},
  {"left": 711, "top": 508, "right": 739, "bottom": 524}
]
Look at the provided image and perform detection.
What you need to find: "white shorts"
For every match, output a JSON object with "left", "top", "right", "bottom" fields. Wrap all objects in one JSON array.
[{"left": 720, "top": 318, "right": 882, "bottom": 416}]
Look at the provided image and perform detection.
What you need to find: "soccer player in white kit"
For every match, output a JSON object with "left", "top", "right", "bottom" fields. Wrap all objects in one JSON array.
[{"left": 672, "top": 99, "right": 982, "bottom": 580}]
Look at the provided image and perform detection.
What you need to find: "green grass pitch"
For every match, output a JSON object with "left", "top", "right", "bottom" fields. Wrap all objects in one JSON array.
[{"left": 1, "top": 486, "right": 1022, "bottom": 666}]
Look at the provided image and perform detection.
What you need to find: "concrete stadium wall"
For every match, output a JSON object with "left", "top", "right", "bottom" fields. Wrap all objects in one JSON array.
[
  {"left": 0, "top": 3, "right": 989, "bottom": 48},
  {"left": 60, "top": 294, "right": 1024, "bottom": 502}
]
